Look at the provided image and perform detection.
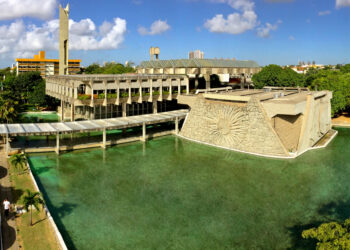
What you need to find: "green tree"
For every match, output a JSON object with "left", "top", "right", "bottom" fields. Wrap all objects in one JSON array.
[
  {"left": 22, "top": 189, "right": 45, "bottom": 226},
  {"left": 340, "top": 64, "right": 350, "bottom": 74},
  {"left": 0, "top": 94, "right": 18, "bottom": 123},
  {"left": 311, "top": 71, "right": 350, "bottom": 116},
  {"left": 302, "top": 219, "right": 350, "bottom": 249},
  {"left": 252, "top": 64, "right": 303, "bottom": 89},
  {"left": 9, "top": 153, "right": 27, "bottom": 173},
  {"left": 84, "top": 62, "right": 136, "bottom": 75},
  {"left": 28, "top": 79, "right": 46, "bottom": 107}
]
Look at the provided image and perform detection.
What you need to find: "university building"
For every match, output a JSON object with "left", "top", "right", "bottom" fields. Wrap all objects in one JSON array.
[{"left": 16, "top": 51, "right": 81, "bottom": 78}]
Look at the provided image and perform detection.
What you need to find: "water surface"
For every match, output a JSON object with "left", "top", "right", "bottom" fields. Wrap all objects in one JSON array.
[{"left": 28, "top": 128, "right": 350, "bottom": 249}]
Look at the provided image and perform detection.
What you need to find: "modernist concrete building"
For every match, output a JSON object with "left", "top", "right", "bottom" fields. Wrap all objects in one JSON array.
[
  {"left": 46, "top": 74, "right": 190, "bottom": 121},
  {"left": 15, "top": 51, "right": 81, "bottom": 78},
  {"left": 137, "top": 58, "right": 261, "bottom": 89},
  {"left": 179, "top": 87, "right": 334, "bottom": 158}
]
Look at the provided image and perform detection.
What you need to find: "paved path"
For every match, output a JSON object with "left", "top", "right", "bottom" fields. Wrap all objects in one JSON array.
[{"left": 0, "top": 144, "right": 19, "bottom": 250}]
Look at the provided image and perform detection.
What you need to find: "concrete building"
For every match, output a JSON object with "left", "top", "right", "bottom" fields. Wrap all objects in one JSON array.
[
  {"left": 178, "top": 87, "right": 334, "bottom": 158},
  {"left": 137, "top": 58, "right": 261, "bottom": 89},
  {"left": 15, "top": 51, "right": 81, "bottom": 78},
  {"left": 59, "top": 4, "right": 69, "bottom": 75},
  {"left": 189, "top": 50, "right": 204, "bottom": 59},
  {"left": 46, "top": 74, "right": 190, "bottom": 121}
]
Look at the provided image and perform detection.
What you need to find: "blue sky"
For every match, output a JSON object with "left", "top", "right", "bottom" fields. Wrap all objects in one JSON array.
[{"left": 0, "top": 0, "right": 349, "bottom": 67}]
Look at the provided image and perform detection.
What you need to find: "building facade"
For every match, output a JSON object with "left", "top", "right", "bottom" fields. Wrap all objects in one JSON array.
[
  {"left": 189, "top": 50, "right": 204, "bottom": 59},
  {"left": 46, "top": 74, "right": 190, "bottom": 121},
  {"left": 137, "top": 58, "right": 261, "bottom": 89},
  {"left": 16, "top": 51, "right": 81, "bottom": 78}
]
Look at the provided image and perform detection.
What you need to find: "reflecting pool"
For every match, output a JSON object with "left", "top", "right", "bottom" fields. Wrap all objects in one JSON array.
[{"left": 28, "top": 128, "right": 350, "bottom": 249}]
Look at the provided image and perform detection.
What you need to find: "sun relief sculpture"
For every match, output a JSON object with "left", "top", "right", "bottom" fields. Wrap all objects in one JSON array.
[{"left": 204, "top": 105, "right": 248, "bottom": 146}]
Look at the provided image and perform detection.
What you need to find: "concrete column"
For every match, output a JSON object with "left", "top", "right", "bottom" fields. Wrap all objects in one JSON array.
[
  {"left": 153, "top": 101, "right": 158, "bottom": 114},
  {"left": 5, "top": 134, "right": 9, "bottom": 155},
  {"left": 175, "top": 117, "right": 179, "bottom": 135},
  {"left": 71, "top": 104, "right": 74, "bottom": 121},
  {"left": 122, "top": 102, "right": 127, "bottom": 117},
  {"left": 185, "top": 78, "right": 189, "bottom": 94},
  {"left": 195, "top": 78, "right": 199, "bottom": 89},
  {"left": 55, "top": 132, "right": 60, "bottom": 155},
  {"left": 205, "top": 75, "right": 211, "bottom": 89},
  {"left": 177, "top": 79, "right": 181, "bottom": 95},
  {"left": 117, "top": 86, "right": 120, "bottom": 105},
  {"left": 74, "top": 88, "right": 78, "bottom": 99},
  {"left": 102, "top": 128, "right": 106, "bottom": 149},
  {"left": 142, "top": 122, "right": 146, "bottom": 141},
  {"left": 169, "top": 79, "right": 172, "bottom": 99},
  {"left": 150, "top": 79, "right": 153, "bottom": 100},
  {"left": 60, "top": 100, "right": 65, "bottom": 121},
  {"left": 159, "top": 79, "right": 163, "bottom": 99}
]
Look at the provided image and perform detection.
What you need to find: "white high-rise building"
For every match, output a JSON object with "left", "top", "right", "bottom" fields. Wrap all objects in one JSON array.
[{"left": 189, "top": 50, "right": 204, "bottom": 59}]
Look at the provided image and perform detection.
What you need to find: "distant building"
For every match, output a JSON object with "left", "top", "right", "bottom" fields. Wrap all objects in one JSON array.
[
  {"left": 189, "top": 50, "right": 204, "bottom": 59},
  {"left": 15, "top": 51, "right": 81, "bottom": 78}
]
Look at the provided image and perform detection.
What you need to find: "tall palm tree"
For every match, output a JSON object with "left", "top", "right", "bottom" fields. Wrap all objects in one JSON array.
[
  {"left": 9, "top": 153, "right": 27, "bottom": 173},
  {"left": 22, "top": 189, "right": 45, "bottom": 226}
]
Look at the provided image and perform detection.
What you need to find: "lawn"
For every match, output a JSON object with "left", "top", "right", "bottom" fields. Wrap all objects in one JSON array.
[{"left": 8, "top": 159, "right": 60, "bottom": 250}]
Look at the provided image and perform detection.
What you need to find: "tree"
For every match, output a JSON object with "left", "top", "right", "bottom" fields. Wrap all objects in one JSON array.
[
  {"left": 0, "top": 94, "right": 18, "bottom": 123},
  {"left": 302, "top": 219, "right": 350, "bottom": 249},
  {"left": 84, "top": 62, "right": 136, "bottom": 75},
  {"left": 28, "top": 79, "right": 46, "bottom": 107},
  {"left": 9, "top": 153, "right": 27, "bottom": 173},
  {"left": 311, "top": 71, "right": 350, "bottom": 116},
  {"left": 252, "top": 64, "right": 284, "bottom": 89},
  {"left": 252, "top": 64, "right": 304, "bottom": 89},
  {"left": 22, "top": 189, "right": 45, "bottom": 226},
  {"left": 340, "top": 64, "right": 350, "bottom": 74}
]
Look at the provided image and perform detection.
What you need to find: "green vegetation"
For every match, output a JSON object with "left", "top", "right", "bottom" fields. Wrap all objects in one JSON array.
[
  {"left": 252, "top": 64, "right": 350, "bottom": 116},
  {"left": 302, "top": 219, "right": 350, "bottom": 249},
  {"left": 10, "top": 153, "right": 27, "bottom": 173},
  {"left": 0, "top": 70, "right": 59, "bottom": 123},
  {"left": 8, "top": 158, "right": 60, "bottom": 249},
  {"left": 22, "top": 189, "right": 45, "bottom": 226},
  {"left": 83, "top": 62, "right": 136, "bottom": 74}
]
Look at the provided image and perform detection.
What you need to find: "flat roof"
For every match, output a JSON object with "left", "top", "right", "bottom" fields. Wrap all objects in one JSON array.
[
  {"left": 139, "top": 59, "right": 260, "bottom": 69},
  {"left": 0, "top": 110, "right": 188, "bottom": 136}
]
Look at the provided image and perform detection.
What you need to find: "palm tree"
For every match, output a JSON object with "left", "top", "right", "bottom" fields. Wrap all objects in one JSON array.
[
  {"left": 0, "top": 95, "right": 18, "bottom": 123},
  {"left": 22, "top": 189, "right": 45, "bottom": 226},
  {"left": 9, "top": 153, "right": 27, "bottom": 173}
]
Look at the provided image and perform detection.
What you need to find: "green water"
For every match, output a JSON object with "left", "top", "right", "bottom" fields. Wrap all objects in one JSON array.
[
  {"left": 28, "top": 128, "right": 350, "bottom": 250},
  {"left": 18, "top": 112, "right": 59, "bottom": 123}
]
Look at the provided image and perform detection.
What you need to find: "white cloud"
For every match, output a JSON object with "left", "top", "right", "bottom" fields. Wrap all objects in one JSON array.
[
  {"left": 288, "top": 35, "right": 295, "bottom": 40},
  {"left": 318, "top": 10, "right": 331, "bottom": 16},
  {"left": 204, "top": 0, "right": 261, "bottom": 35},
  {"left": 0, "top": 0, "right": 57, "bottom": 20},
  {"left": 256, "top": 20, "right": 282, "bottom": 38},
  {"left": 336, "top": 0, "right": 350, "bottom": 8},
  {"left": 205, "top": 11, "right": 257, "bottom": 34},
  {"left": 210, "top": 0, "right": 255, "bottom": 11},
  {"left": 0, "top": 17, "right": 127, "bottom": 58},
  {"left": 138, "top": 20, "right": 170, "bottom": 35}
]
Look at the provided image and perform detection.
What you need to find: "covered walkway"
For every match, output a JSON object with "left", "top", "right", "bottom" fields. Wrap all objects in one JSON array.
[{"left": 0, "top": 110, "right": 188, "bottom": 154}]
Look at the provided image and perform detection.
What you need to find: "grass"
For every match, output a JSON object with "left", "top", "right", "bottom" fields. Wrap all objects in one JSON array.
[{"left": 8, "top": 161, "right": 60, "bottom": 250}]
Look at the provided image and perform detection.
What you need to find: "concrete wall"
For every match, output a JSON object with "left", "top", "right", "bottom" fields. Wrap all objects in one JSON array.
[{"left": 180, "top": 97, "right": 289, "bottom": 157}]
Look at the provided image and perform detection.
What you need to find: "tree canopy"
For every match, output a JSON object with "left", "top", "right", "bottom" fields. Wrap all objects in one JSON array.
[
  {"left": 302, "top": 219, "right": 350, "bottom": 249},
  {"left": 83, "top": 62, "right": 136, "bottom": 74}
]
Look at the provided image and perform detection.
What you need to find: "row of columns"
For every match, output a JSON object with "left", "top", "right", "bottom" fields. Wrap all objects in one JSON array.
[{"left": 53, "top": 118, "right": 180, "bottom": 155}]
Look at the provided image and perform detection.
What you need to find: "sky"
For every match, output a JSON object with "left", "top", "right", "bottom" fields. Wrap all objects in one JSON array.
[{"left": 0, "top": 0, "right": 349, "bottom": 67}]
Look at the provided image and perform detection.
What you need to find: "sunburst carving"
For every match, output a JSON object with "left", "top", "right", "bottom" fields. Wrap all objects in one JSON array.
[{"left": 204, "top": 105, "right": 247, "bottom": 146}]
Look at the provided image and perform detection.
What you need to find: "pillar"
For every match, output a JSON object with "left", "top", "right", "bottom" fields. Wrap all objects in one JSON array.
[
  {"left": 185, "top": 78, "right": 189, "bottom": 94},
  {"left": 142, "top": 122, "right": 146, "bottom": 141},
  {"left": 71, "top": 104, "right": 74, "bottom": 121},
  {"left": 60, "top": 100, "right": 65, "bottom": 121},
  {"left": 175, "top": 117, "right": 179, "bottom": 135},
  {"left": 55, "top": 132, "right": 60, "bottom": 155},
  {"left": 195, "top": 78, "right": 199, "bottom": 88},
  {"left": 122, "top": 102, "right": 127, "bottom": 117},
  {"left": 205, "top": 75, "right": 211, "bottom": 89},
  {"left": 153, "top": 101, "right": 158, "bottom": 114},
  {"left": 102, "top": 128, "right": 106, "bottom": 149},
  {"left": 5, "top": 134, "right": 9, "bottom": 155}
]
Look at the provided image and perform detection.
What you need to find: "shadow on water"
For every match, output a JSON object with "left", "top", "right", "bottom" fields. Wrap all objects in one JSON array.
[
  {"left": 30, "top": 169, "right": 78, "bottom": 250},
  {"left": 287, "top": 199, "right": 350, "bottom": 249}
]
